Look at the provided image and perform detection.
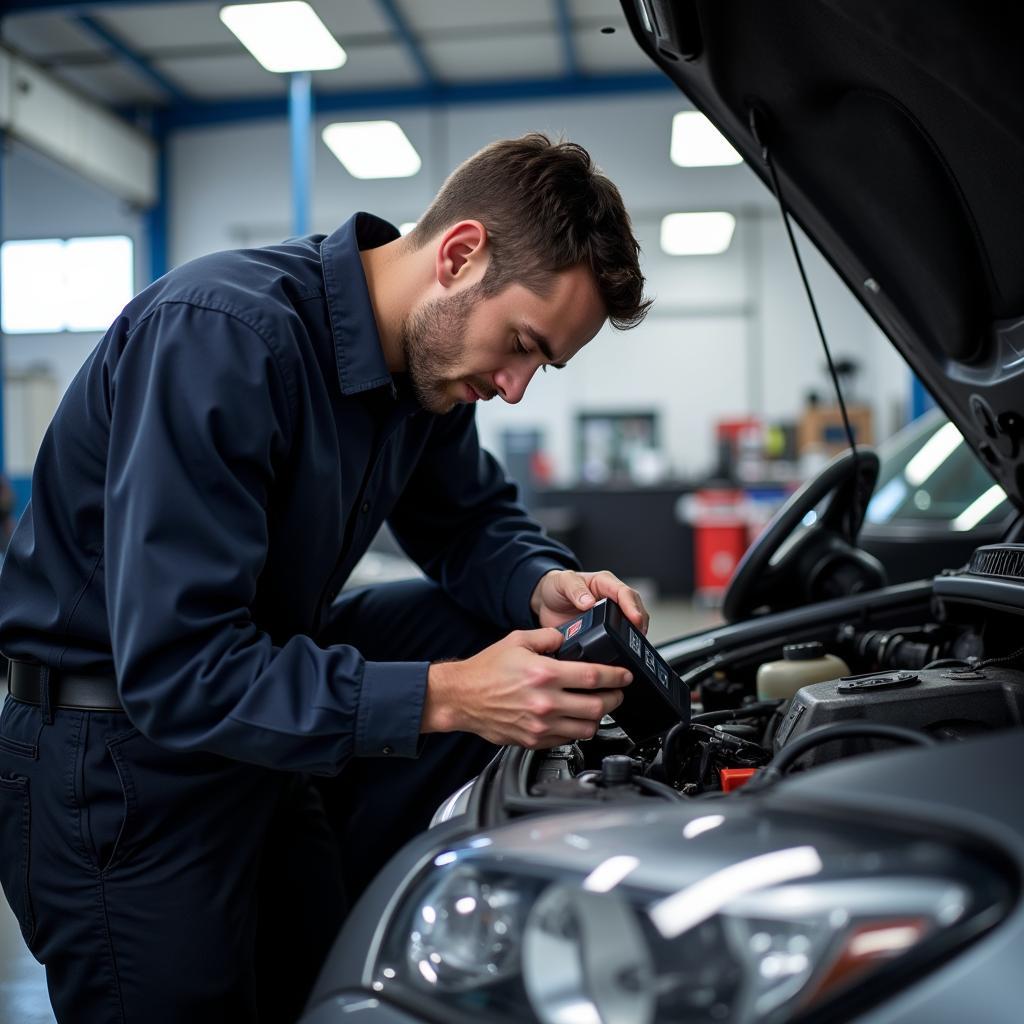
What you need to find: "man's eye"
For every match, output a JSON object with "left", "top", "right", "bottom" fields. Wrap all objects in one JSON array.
[{"left": 514, "top": 336, "right": 528, "bottom": 355}]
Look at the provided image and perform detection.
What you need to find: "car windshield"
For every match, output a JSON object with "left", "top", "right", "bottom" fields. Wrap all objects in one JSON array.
[{"left": 867, "top": 409, "right": 1011, "bottom": 531}]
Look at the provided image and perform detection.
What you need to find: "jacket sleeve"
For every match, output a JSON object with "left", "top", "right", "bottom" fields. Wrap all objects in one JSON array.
[
  {"left": 104, "top": 301, "right": 426, "bottom": 773},
  {"left": 386, "top": 405, "right": 580, "bottom": 630}
]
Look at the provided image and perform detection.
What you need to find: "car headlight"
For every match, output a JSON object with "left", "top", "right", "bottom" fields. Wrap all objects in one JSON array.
[{"left": 370, "top": 809, "right": 1012, "bottom": 1024}]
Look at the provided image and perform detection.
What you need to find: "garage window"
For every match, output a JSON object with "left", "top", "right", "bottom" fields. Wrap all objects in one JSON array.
[{"left": 1, "top": 235, "right": 134, "bottom": 334}]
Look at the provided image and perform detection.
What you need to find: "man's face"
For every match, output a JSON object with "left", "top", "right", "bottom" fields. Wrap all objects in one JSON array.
[{"left": 400, "top": 264, "right": 607, "bottom": 415}]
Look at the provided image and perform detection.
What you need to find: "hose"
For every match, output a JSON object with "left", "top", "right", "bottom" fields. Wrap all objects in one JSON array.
[{"left": 743, "top": 721, "right": 935, "bottom": 793}]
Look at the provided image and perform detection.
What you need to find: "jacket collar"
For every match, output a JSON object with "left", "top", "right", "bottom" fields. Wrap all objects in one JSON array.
[{"left": 320, "top": 212, "right": 400, "bottom": 396}]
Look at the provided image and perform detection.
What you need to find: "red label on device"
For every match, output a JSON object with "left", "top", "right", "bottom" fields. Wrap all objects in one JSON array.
[{"left": 565, "top": 619, "right": 583, "bottom": 639}]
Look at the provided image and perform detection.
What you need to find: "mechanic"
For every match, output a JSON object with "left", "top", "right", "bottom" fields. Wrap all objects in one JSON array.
[{"left": 0, "top": 134, "right": 651, "bottom": 1024}]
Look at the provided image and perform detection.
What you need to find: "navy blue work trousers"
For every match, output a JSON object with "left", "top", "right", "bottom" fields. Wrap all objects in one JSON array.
[{"left": 0, "top": 579, "right": 501, "bottom": 1024}]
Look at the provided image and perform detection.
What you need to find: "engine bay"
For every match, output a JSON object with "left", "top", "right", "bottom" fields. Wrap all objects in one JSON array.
[{"left": 516, "top": 545, "right": 1024, "bottom": 812}]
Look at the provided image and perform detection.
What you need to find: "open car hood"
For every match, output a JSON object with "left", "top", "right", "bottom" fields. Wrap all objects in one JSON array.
[{"left": 622, "top": 0, "right": 1024, "bottom": 508}]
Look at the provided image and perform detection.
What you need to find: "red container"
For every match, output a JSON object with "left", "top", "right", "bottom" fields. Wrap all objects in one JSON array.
[{"left": 692, "top": 489, "right": 748, "bottom": 604}]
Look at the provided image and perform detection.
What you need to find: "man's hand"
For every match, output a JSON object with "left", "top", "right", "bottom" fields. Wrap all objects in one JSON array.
[
  {"left": 530, "top": 569, "right": 650, "bottom": 634},
  {"left": 421, "top": 628, "right": 632, "bottom": 749}
]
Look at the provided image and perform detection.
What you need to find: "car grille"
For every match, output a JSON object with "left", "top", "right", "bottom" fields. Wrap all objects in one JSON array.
[{"left": 968, "top": 544, "right": 1024, "bottom": 581}]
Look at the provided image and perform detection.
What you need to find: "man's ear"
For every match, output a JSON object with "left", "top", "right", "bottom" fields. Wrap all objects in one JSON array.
[{"left": 435, "top": 220, "right": 488, "bottom": 288}]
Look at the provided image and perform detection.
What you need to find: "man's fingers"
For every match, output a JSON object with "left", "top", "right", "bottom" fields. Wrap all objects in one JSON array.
[
  {"left": 550, "top": 717, "right": 606, "bottom": 743},
  {"left": 557, "top": 688, "right": 624, "bottom": 721},
  {"left": 551, "top": 570, "right": 595, "bottom": 610},
  {"left": 556, "top": 661, "right": 633, "bottom": 690},
  {"left": 584, "top": 571, "right": 650, "bottom": 634}
]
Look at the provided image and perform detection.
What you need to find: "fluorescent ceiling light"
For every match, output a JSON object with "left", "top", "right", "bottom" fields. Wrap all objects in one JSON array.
[
  {"left": 660, "top": 212, "right": 736, "bottom": 255},
  {"left": 220, "top": 2, "right": 346, "bottom": 73},
  {"left": 903, "top": 421, "right": 963, "bottom": 486},
  {"left": 650, "top": 846, "right": 823, "bottom": 939},
  {"left": 322, "top": 121, "right": 421, "bottom": 179},
  {"left": 582, "top": 856, "right": 639, "bottom": 893},
  {"left": 951, "top": 484, "right": 1007, "bottom": 532},
  {"left": 671, "top": 111, "right": 742, "bottom": 167}
]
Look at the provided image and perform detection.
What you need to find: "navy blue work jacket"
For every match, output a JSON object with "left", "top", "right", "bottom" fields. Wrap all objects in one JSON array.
[{"left": 0, "top": 213, "right": 577, "bottom": 774}]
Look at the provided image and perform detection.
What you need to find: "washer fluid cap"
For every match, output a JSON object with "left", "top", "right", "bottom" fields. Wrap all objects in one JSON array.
[{"left": 783, "top": 642, "right": 825, "bottom": 661}]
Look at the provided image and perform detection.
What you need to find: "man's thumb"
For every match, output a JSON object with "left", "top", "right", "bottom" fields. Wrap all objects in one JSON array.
[{"left": 518, "top": 627, "right": 565, "bottom": 655}]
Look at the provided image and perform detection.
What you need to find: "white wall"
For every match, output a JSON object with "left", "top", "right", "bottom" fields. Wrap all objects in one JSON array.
[
  {"left": 3, "top": 91, "right": 911, "bottom": 482},
  {"left": 169, "top": 92, "right": 910, "bottom": 480},
  {"left": 4, "top": 141, "right": 147, "bottom": 388},
  {"left": 2, "top": 140, "right": 146, "bottom": 470}
]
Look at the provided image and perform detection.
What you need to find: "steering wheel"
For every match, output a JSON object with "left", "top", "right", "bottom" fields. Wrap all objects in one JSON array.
[{"left": 722, "top": 448, "right": 885, "bottom": 622}]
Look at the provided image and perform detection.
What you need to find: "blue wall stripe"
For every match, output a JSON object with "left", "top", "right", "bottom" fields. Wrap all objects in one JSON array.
[
  {"left": 157, "top": 73, "right": 674, "bottom": 131},
  {"left": 910, "top": 373, "right": 935, "bottom": 422}
]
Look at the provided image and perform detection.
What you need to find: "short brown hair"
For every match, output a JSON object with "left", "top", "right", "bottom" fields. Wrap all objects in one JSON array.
[{"left": 410, "top": 134, "right": 651, "bottom": 330}]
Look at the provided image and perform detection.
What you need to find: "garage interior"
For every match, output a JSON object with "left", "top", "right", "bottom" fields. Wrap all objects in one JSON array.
[{"left": 0, "top": 3, "right": 996, "bottom": 1022}]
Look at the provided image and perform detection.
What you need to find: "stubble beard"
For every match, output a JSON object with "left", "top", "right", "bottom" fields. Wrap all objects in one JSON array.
[{"left": 399, "top": 283, "right": 484, "bottom": 414}]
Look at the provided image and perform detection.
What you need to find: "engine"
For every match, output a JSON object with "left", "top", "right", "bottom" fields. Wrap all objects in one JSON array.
[{"left": 525, "top": 543, "right": 1024, "bottom": 805}]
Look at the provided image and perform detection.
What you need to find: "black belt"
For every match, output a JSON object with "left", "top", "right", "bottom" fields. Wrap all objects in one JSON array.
[{"left": 7, "top": 660, "right": 125, "bottom": 712}]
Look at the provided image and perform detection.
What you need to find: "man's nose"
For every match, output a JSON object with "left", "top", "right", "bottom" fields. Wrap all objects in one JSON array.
[{"left": 494, "top": 365, "right": 536, "bottom": 405}]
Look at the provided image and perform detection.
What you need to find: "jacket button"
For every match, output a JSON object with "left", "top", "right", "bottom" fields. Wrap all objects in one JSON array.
[
  {"left": 381, "top": 745, "right": 393, "bottom": 755},
  {"left": 361, "top": 502, "right": 370, "bottom": 513}
]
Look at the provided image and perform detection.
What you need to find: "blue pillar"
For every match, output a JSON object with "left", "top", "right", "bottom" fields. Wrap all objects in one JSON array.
[
  {"left": 289, "top": 71, "right": 313, "bottom": 236},
  {"left": 145, "top": 121, "right": 169, "bottom": 284}
]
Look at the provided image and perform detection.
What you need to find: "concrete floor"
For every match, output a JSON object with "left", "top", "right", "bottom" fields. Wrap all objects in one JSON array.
[
  {"left": 0, "top": 597, "right": 721, "bottom": 1022},
  {"left": 0, "top": 898, "right": 53, "bottom": 1024}
]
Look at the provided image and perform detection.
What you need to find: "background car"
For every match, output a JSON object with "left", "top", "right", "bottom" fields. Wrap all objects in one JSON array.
[{"left": 861, "top": 410, "right": 1014, "bottom": 583}]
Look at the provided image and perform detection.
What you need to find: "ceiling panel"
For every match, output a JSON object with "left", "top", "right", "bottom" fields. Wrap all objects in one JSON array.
[
  {"left": 400, "top": 0, "right": 554, "bottom": 34},
  {"left": 56, "top": 61, "right": 170, "bottom": 107},
  {"left": 3, "top": 0, "right": 653, "bottom": 111},
  {"left": 152, "top": 53, "right": 289, "bottom": 101},
  {"left": 568, "top": 0, "right": 625, "bottom": 19},
  {"left": 1, "top": 13, "right": 110, "bottom": 61},
  {"left": 89, "top": 2, "right": 231, "bottom": 51},
  {"left": 576, "top": 24, "right": 653, "bottom": 73},
  {"left": 312, "top": 43, "right": 420, "bottom": 90},
  {"left": 314, "top": 0, "right": 395, "bottom": 39},
  {"left": 423, "top": 31, "right": 563, "bottom": 83}
]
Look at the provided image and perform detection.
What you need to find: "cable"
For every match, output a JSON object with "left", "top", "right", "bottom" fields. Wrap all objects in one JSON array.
[
  {"left": 744, "top": 721, "right": 935, "bottom": 793},
  {"left": 691, "top": 701, "right": 784, "bottom": 726},
  {"left": 763, "top": 153, "right": 857, "bottom": 461},
  {"left": 662, "top": 721, "right": 688, "bottom": 778},
  {"left": 633, "top": 774, "right": 687, "bottom": 802},
  {"left": 978, "top": 643, "right": 1024, "bottom": 669},
  {"left": 923, "top": 644, "right": 1024, "bottom": 673},
  {"left": 754, "top": 112, "right": 860, "bottom": 539},
  {"left": 690, "top": 722, "right": 772, "bottom": 759}
]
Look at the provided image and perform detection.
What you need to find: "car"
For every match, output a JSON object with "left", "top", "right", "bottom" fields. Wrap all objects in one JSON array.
[
  {"left": 860, "top": 409, "right": 1014, "bottom": 584},
  {"left": 300, "top": 2, "right": 1024, "bottom": 1022}
]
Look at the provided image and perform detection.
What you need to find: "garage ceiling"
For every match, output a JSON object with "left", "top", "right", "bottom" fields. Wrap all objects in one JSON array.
[{"left": 1, "top": 0, "right": 657, "bottom": 114}]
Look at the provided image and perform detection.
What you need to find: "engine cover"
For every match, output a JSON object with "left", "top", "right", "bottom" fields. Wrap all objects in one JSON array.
[{"left": 773, "top": 666, "right": 1024, "bottom": 767}]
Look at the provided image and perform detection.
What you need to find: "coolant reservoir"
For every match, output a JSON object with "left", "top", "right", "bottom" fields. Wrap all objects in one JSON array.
[{"left": 756, "top": 642, "right": 850, "bottom": 700}]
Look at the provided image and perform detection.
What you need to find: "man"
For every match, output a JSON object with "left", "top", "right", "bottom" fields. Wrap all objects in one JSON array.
[{"left": 0, "top": 134, "right": 651, "bottom": 1022}]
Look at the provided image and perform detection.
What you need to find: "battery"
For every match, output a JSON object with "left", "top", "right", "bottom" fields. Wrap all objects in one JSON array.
[{"left": 555, "top": 598, "right": 691, "bottom": 741}]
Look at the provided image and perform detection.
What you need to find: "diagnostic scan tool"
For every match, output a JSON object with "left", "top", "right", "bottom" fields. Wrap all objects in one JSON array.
[{"left": 555, "top": 598, "right": 690, "bottom": 741}]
